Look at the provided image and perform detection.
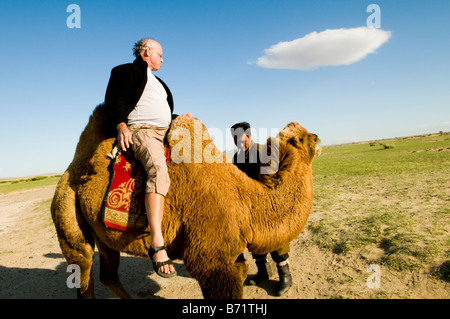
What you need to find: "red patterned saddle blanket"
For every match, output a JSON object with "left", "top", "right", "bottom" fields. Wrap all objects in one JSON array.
[
  {"left": 101, "top": 150, "right": 148, "bottom": 233},
  {"left": 101, "top": 146, "right": 171, "bottom": 233}
]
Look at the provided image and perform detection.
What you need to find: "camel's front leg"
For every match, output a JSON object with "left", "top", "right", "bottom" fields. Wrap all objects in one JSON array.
[
  {"left": 184, "top": 252, "right": 245, "bottom": 299},
  {"left": 198, "top": 265, "right": 244, "bottom": 299},
  {"left": 235, "top": 253, "right": 249, "bottom": 285}
]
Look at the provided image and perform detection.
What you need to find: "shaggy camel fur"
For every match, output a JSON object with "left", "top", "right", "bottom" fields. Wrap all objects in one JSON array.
[{"left": 51, "top": 104, "right": 321, "bottom": 299}]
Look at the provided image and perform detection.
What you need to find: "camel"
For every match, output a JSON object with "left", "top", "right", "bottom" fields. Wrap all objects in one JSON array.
[{"left": 50, "top": 103, "right": 321, "bottom": 299}]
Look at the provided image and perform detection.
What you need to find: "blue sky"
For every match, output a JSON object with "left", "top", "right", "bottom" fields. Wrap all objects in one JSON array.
[{"left": 0, "top": 0, "right": 449, "bottom": 178}]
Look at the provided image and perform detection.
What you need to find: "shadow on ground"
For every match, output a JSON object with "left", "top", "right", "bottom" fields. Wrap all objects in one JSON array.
[{"left": 0, "top": 252, "right": 191, "bottom": 299}]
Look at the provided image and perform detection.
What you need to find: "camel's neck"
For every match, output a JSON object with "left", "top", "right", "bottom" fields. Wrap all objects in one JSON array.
[{"left": 247, "top": 155, "right": 314, "bottom": 255}]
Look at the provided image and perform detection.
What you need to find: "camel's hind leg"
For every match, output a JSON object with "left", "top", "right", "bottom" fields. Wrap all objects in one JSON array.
[
  {"left": 96, "top": 240, "right": 133, "bottom": 299},
  {"left": 51, "top": 170, "right": 96, "bottom": 298}
]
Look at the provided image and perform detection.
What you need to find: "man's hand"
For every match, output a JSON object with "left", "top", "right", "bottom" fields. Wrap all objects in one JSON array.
[{"left": 116, "top": 122, "right": 133, "bottom": 151}]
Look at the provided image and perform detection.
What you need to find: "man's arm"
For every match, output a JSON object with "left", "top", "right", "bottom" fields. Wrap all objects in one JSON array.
[
  {"left": 105, "top": 66, "right": 135, "bottom": 126},
  {"left": 105, "top": 66, "right": 135, "bottom": 150}
]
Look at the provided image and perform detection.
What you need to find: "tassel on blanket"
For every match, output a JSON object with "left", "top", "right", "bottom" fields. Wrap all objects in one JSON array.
[{"left": 107, "top": 144, "right": 122, "bottom": 159}]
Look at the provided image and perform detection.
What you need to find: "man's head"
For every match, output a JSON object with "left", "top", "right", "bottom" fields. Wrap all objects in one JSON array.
[
  {"left": 231, "top": 122, "right": 252, "bottom": 152},
  {"left": 133, "top": 38, "right": 164, "bottom": 71}
]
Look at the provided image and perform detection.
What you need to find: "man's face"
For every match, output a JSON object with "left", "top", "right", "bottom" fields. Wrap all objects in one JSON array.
[
  {"left": 234, "top": 134, "right": 251, "bottom": 152},
  {"left": 147, "top": 43, "right": 164, "bottom": 71}
]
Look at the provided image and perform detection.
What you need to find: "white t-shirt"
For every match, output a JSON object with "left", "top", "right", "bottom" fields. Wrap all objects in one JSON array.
[{"left": 127, "top": 68, "right": 171, "bottom": 127}]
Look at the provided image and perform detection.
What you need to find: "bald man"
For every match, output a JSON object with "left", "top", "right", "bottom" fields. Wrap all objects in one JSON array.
[{"left": 105, "top": 38, "right": 184, "bottom": 277}]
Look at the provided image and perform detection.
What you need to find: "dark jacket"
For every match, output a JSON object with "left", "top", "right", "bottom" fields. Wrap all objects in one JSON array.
[
  {"left": 232, "top": 141, "right": 262, "bottom": 181},
  {"left": 104, "top": 55, "right": 174, "bottom": 130}
]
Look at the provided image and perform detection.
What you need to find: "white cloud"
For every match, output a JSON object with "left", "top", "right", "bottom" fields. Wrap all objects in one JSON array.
[{"left": 256, "top": 27, "right": 392, "bottom": 70}]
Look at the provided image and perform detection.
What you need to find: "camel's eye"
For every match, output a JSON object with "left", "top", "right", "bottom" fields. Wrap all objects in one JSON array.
[{"left": 288, "top": 136, "right": 303, "bottom": 148}]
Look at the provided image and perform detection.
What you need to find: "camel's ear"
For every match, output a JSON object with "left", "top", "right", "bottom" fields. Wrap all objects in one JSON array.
[{"left": 308, "top": 133, "right": 322, "bottom": 158}]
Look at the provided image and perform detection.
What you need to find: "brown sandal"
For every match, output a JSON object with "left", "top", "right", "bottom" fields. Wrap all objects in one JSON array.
[{"left": 149, "top": 245, "right": 177, "bottom": 278}]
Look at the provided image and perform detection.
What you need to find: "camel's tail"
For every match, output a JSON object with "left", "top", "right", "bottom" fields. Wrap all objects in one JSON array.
[{"left": 51, "top": 169, "right": 95, "bottom": 296}]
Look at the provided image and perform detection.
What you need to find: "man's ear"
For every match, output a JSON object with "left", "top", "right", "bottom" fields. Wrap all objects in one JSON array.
[{"left": 143, "top": 47, "right": 151, "bottom": 57}]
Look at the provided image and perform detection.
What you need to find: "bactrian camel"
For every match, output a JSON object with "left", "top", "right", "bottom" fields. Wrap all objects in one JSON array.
[{"left": 51, "top": 104, "right": 321, "bottom": 299}]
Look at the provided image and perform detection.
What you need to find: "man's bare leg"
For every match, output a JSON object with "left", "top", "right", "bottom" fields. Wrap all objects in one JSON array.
[{"left": 145, "top": 192, "right": 175, "bottom": 275}]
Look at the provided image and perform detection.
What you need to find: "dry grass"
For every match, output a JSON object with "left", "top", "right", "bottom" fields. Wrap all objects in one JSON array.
[{"left": 309, "top": 132, "right": 450, "bottom": 279}]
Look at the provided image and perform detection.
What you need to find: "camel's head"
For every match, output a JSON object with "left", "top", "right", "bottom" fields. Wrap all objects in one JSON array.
[
  {"left": 277, "top": 122, "right": 321, "bottom": 163},
  {"left": 258, "top": 122, "right": 321, "bottom": 187}
]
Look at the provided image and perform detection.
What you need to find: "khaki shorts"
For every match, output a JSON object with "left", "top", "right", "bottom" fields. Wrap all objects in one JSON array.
[{"left": 129, "top": 125, "right": 170, "bottom": 196}]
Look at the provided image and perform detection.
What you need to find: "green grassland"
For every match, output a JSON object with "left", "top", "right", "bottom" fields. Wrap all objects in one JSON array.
[
  {"left": 310, "top": 132, "right": 450, "bottom": 280},
  {"left": 0, "top": 175, "right": 62, "bottom": 194}
]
